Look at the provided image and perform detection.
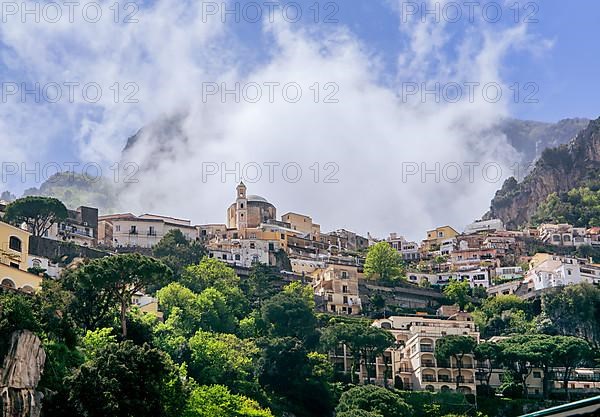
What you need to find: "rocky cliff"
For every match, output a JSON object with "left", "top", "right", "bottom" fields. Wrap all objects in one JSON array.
[
  {"left": 486, "top": 117, "right": 600, "bottom": 228},
  {"left": 0, "top": 330, "right": 46, "bottom": 417}
]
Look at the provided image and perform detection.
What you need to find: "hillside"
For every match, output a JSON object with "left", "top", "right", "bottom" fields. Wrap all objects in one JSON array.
[{"left": 486, "top": 117, "right": 600, "bottom": 228}]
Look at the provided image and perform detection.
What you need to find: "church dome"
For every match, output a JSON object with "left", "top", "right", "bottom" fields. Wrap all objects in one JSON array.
[{"left": 247, "top": 195, "right": 269, "bottom": 203}]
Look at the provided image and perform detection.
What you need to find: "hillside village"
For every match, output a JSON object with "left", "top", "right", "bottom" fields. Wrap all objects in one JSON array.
[{"left": 2, "top": 179, "right": 600, "bottom": 417}]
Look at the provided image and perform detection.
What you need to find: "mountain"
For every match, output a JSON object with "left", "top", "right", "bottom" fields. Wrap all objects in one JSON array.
[
  {"left": 22, "top": 172, "right": 119, "bottom": 213},
  {"left": 486, "top": 117, "right": 600, "bottom": 228},
  {"left": 497, "top": 117, "right": 590, "bottom": 168}
]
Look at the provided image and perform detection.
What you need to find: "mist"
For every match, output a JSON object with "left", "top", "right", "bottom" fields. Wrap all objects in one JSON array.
[{"left": 0, "top": 0, "right": 550, "bottom": 241}]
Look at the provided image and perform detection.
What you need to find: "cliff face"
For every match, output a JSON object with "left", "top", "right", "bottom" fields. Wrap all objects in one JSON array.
[
  {"left": 0, "top": 330, "right": 46, "bottom": 417},
  {"left": 486, "top": 117, "right": 600, "bottom": 228}
]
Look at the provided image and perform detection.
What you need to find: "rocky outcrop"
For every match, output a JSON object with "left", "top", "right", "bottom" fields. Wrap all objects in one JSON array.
[
  {"left": 0, "top": 330, "right": 46, "bottom": 417},
  {"left": 486, "top": 117, "right": 600, "bottom": 228}
]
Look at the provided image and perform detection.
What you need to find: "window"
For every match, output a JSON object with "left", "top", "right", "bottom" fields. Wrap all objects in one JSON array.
[
  {"left": 10, "top": 262, "right": 19, "bottom": 269},
  {"left": 235, "top": 254, "right": 241, "bottom": 261},
  {"left": 32, "top": 259, "right": 42, "bottom": 268},
  {"left": 250, "top": 243, "right": 255, "bottom": 249},
  {"left": 342, "top": 285, "right": 348, "bottom": 293},
  {"left": 116, "top": 225, "right": 121, "bottom": 232},
  {"left": 222, "top": 254, "right": 227, "bottom": 260},
  {"left": 149, "top": 226, "right": 156, "bottom": 236},
  {"left": 130, "top": 225, "right": 137, "bottom": 234},
  {"left": 1, "top": 278, "right": 16, "bottom": 288},
  {"left": 341, "top": 271, "right": 348, "bottom": 279},
  {"left": 9, "top": 236, "right": 22, "bottom": 252},
  {"left": 533, "top": 371, "right": 541, "bottom": 379},
  {"left": 343, "top": 296, "right": 348, "bottom": 304},
  {"left": 240, "top": 203, "right": 244, "bottom": 208}
]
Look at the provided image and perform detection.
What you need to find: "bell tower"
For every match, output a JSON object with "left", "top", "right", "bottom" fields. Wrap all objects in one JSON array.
[{"left": 236, "top": 181, "right": 248, "bottom": 234}]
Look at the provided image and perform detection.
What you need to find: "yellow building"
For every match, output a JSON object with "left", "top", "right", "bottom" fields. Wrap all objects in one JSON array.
[
  {"left": 281, "top": 212, "right": 321, "bottom": 241},
  {"left": 421, "top": 225, "right": 459, "bottom": 252},
  {"left": 312, "top": 264, "right": 362, "bottom": 315},
  {"left": 0, "top": 221, "right": 42, "bottom": 292}
]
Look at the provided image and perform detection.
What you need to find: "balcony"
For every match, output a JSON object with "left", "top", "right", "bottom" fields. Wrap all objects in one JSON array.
[
  {"left": 420, "top": 345, "right": 434, "bottom": 352},
  {"left": 129, "top": 230, "right": 138, "bottom": 235},
  {"left": 421, "top": 361, "right": 435, "bottom": 368},
  {"left": 422, "top": 376, "right": 437, "bottom": 382},
  {"left": 438, "top": 375, "right": 451, "bottom": 383}
]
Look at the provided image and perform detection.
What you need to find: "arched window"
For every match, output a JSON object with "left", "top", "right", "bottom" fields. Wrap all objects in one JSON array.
[
  {"left": 1, "top": 278, "right": 16, "bottom": 288},
  {"left": 9, "top": 236, "right": 22, "bottom": 252},
  {"left": 425, "top": 385, "right": 435, "bottom": 392},
  {"left": 32, "top": 259, "right": 42, "bottom": 268},
  {"left": 21, "top": 285, "right": 34, "bottom": 294}
]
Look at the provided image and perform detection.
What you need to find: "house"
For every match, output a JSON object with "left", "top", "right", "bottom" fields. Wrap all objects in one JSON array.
[
  {"left": 312, "top": 264, "right": 362, "bottom": 315},
  {"left": 464, "top": 219, "right": 505, "bottom": 235},
  {"left": 421, "top": 226, "right": 459, "bottom": 253},
  {"left": 387, "top": 233, "right": 420, "bottom": 261},
  {"left": 207, "top": 238, "right": 282, "bottom": 268},
  {"left": 281, "top": 212, "right": 321, "bottom": 241},
  {"left": 98, "top": 213, "right": 197, "bottom": 248},
  {"left": 538, "top": 224, "right": 588, "bottom": 247},
  {"left": 45, "top": 205, "right": 98, "bottom": 247},
  {"left": 0, "top": 221, "right": 42, "bottom": 292}
]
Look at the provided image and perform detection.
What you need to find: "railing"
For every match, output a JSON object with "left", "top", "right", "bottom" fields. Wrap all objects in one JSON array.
[
  {"left": 422, "top": 376, "right": 437, "bottom": 382},
  {"left": 420, "top": 345, "right": 434, "bottom": 352},
  {"left": 421, "top": 361, "right": 435, "bottom": 368},
  {"left": 438, "top": 376, "right": 451, "bottom": 382}
]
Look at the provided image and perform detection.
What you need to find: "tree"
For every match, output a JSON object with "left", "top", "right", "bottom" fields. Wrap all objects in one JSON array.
[
  {"left": 64, "top": 253, "right": 171, "bottom": 337},
  {"left": 473, "top": 294, "right": 534, "bottom": 338},
  {"left": 443, "top": 280, "right": 470, "bottom": 311},
  {"left": 3, "top": 196, "right": 68, "bottom": 236},
  {"left": 244, "top": 263, "right": 279, "bottom": 308},
  {"left": 541, "top": 283, "right": 600, "bottom": 349},
  {"left": 435, "top": 335, "right": 476, "bottom": 390},
  {"left": 497, "top": 335, "right": 545, "bottom": 397},
  {"left": 183, "top": 385, "right": 273, "bottom": 417},
  {"left": 473, "top": 342, "right": 501, "bottom": 393},
  {"left": 261, "top": 282, "right": 318, "bottom": 345},
  {"left": 181, "top": 257, "right": 248, "bottom": 318},
  {"left": 258, "top": 337, "right": 334, "bottom": 417},
  {"left": 187, "top": 331, "right": 260, "bottom": 397},
  {"left": 335, "top": 385, "right": 413, "bottom": 417},
  {"left": 153, "top": 229, "right": 206, "bottom": 278},
  {"left": 364, "top": 242, "right": 404, "bottom": 282},
  {"left": 321, "top": 322, "right": 395, "bottom": 384},
  {"left": 67, "top": 340, "right": 185, "bottom": 417},
  {"left": 552, "top": 336, "right": 592, "bottom": 400}
]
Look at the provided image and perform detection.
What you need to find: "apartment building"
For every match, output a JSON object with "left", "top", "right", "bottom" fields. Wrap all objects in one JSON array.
[
  {"left": 312, "top": 264, "right": 362, "bottom": 315},
  {"left": 538, "top": 224, "right": 588, "bottom": 247},
  {"left": 0, "top": 221, "right": 42, "bottom": 292},
  {"left": 387, "top": 233, "right": 420, "bottom": 261},
  {"left": 421, "top": 226, "right": 459, "bottom": 253},
  {"left": 406, "top": 268, "right": 490, "bottom": 288},
  {"left": 281, "top": 212, "right": 321, "bottom": 241},
  {"left": 207, "top": 238, "right": 282, "bottom": 268},
  {"left": 368, "top": 313, "right": 480, "bottom": 393},
  {"left": 98, "top": 213, "right": 197, "bottom": 248},
  {"left": 525, "top": 253, "right": 600, "bottom": 291},
  {"left": 464, "top": 219, "right": 505, "bottom": 235}
]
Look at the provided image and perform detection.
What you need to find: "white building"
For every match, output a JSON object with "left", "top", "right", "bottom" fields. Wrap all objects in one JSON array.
[
  {"left": 407, "top": 268, "right": 490, "bottom": 288},
  {"left": 387, "top": 233, "right": 420, "bottom": 261},
  {"left": 464, "top": 219, "right": 505, "bottom": 235},
  {"left": 208, "top": 238, "right": 282, "bottom": 268},
  {"left": 98, "top": 213, "right": 198, "bottom": 248}
]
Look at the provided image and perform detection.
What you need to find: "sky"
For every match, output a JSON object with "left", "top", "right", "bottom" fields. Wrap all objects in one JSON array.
[{"left": 0, "top": 0, "right": 599, "bottom": 241}]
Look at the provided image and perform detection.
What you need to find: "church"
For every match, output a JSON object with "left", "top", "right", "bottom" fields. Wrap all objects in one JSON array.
[{"left": 226, "top": 182, "right": 277, "bottom": 230}]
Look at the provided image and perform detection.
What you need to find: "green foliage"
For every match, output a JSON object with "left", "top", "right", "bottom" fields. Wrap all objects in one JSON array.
[
  {"left": 183, "top": 385, "right": 273, "bottom": 417},
  {"left": 473, "top": 295, "right": 534, "bottom": 338},
  {"left": 153, "top": 229, "right": 206, "bottom": 279},
  {"left": 442, "top": 280, "right": 470, "bottom": 311},
  {"left": 63, "top": 253, "right": 171, "bottom": 337},
  {"left": 540, "top": 283, "right": 600, "bottom": 349},
  {"left": 181, "top": 257, "right": 248, "bottom": 318},
  {"left": 188, "top": 331, "right": 261, "bottom": 397},
  {"left": 335, "top": 385, "right": 413, "bottom": 417},
  {"left": 364, "top": 242, "right": 405, "bottom": 282},
  {"left": 532, "top": 187, "right": 600, "bottom": 227},
  {"left": 67, "top": 340, "right": 184, "bottom": 417},
  {"left": 3, "top": 196, "right": 68, "bottom": 236},
  {"left": 81, "top": 328, "right": 117, "bottom": 360},
  {"left": 261, "top": 282, "right": 317, "bottom": 344},
  {"left": 321, "top": 321, "right": 395, "bottom": 384},
  {"left": 435, "top": 335, "right": 477, "bottom": 389}
]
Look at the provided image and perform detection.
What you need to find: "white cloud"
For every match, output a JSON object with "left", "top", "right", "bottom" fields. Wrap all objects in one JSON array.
[{"left": 0, "top": 0, "right": 547, "bottom": 240}]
